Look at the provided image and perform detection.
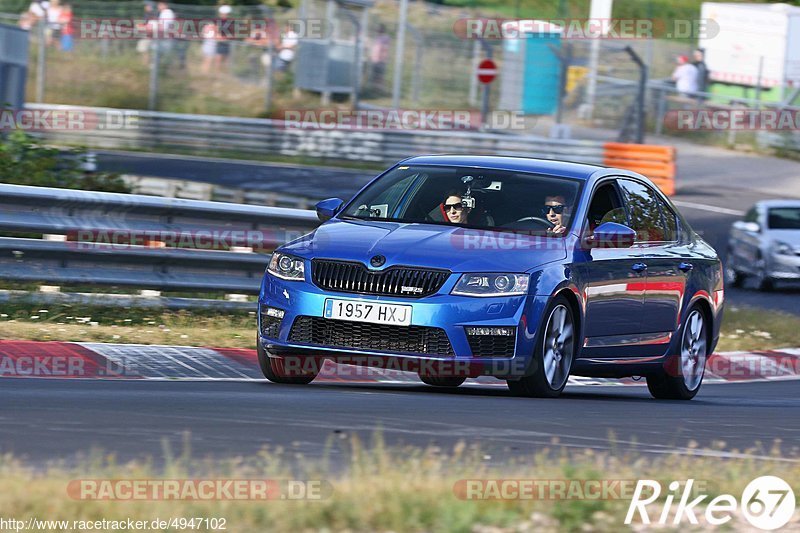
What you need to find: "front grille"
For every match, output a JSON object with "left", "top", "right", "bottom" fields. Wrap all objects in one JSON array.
[
  {"left": 467, "top": 330, "right": 517, "bottom": 357},
  {"left": 289, "top": 316, "right": 454, "bottom": 356},
  {"left": 311, "top": 260, "right": 450, "bottom": 298},
  {"left": 260, "top": 310, "right": 282, "bottom": 339}
]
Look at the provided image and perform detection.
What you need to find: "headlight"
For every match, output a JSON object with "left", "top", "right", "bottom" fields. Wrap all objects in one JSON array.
[
  {"left": 267, "top": 253, "right": 305, "bottom": 280},
  {"left": 451, "top": 273, "right": 530, "bottom": 297},
  {"left": 773, "top": 241, "right": 794, "bottom": 256}
]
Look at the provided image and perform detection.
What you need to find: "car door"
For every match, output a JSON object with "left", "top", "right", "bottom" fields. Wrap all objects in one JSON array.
[
  {"left": 617, "top": 179, "right": 686, "bottom": 340},
  {"left": 731, "top": 206, "right": 762, "bottom": 275},
  {"left": 578, "top": 180, "right": 646, "bottom": 343}
]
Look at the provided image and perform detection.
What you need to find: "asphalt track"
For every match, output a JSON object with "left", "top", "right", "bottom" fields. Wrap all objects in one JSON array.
[{"left": 1, "top": 378, "right": 798, "bottom": 464}]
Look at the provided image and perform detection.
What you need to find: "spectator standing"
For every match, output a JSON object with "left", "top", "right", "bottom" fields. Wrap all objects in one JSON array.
[
  {"left": 369, "top": 24, "right": 390, "bottom": 89},
  {"left": 201, "top": 22, "right": 217, "bottom": 73},
  {"left": 671, "top": 55, "right": 698, "bottom": 96},
  {"left": 59, "top": 3, "right": 73, "bottom": 51},
  {"left": 152, "top": 1, "right": 176, "bottom": 57},
  {"left": 693, "top": 48, "right": 710, "bottom": 94},
  {"left": 215, "top": 4, "right": 233, "bottom": 70},
  {"left": 276, "top": 23, "right": 298, "bottom": 71},
  {"left": 45, "top": 0, "right": 61, "bottom": 47},
  {"left": 136, "top": 2, "right": 156, "bottom": 65}
]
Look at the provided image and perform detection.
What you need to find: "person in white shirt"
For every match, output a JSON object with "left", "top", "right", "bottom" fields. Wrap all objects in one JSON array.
[
  {"left": 150, "top": 2, "right": 176, "bottom": 54},
  {"left": 45, "top": 0, "right": 61, "bottom": 46},
  {"left": 671, "top": 55, "right": 699, "bottom": 96},
  {"left": 277, "top": 24, "right": 298, "bottom": 71}
]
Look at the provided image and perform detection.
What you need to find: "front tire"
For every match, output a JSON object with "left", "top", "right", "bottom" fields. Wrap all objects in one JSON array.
[
  {"left": 257, "top": 336, "right": 318, "bottom": 384},
  {"left": 507, "top": 295, "right": 575, "bottom": 398},
  {"left": 753, "top": 254, "right": 775, "bottom": 291},
  {"left": 724, "top": 252, "right": 744, "bottom": 288},
  {"left": 647, "top": 306, "right": 708, "bottom": 400}
]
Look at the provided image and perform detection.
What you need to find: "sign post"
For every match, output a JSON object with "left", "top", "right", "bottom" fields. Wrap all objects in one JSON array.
[{"left": 477, "top": 57, "right": 497, "bottom": 129}]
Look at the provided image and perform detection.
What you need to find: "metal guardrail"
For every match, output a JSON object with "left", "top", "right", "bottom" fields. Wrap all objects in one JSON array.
[
  {"left": 25, "top": 103, "right": 608, "bottom": 166},
  {"left": 0, "top": 183, "right": 321, "bottom": 295}
]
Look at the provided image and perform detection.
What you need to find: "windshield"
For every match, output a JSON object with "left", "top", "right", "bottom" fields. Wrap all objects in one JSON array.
[
  {"left": 340, "top": 165, "right": 582, "bottom": 237},
  {"left": 768, "top": 207, "right": 800, "bottom": 230}
]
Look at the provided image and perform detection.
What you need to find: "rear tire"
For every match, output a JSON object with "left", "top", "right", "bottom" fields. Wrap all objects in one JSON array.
[
  {"left": 647, "top": 305, "right": 708, "bottom": 400},
  {"left": 507, "top": 295, "right": 575, "bottom": 398},
  {"left": 418, "top": 374, "right": 466, "bottom": 387},
  {"left": 257, "top": 336, "right": 318, "bottom": 384}
]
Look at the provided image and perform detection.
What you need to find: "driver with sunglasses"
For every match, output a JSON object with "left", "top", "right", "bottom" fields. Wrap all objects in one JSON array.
[{"left": 543, "top": 194, "right": 569, "bottom": 235}]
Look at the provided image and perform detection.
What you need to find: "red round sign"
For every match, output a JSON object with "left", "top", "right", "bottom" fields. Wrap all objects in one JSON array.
[{"left": 477, "top": 59, "right": 497, "bottom": 84}]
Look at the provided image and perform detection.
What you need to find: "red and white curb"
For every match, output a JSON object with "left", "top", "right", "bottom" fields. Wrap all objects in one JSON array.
[{"left": 0, "top": 340, "right": 799, "bottom": 386}]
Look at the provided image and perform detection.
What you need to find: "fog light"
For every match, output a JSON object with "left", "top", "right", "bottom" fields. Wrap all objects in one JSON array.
[
  {"left": 465, "top": 327, "right": 515, "bottom": 336},
  {"left": 266, "top": 307, "right": 285, "bottom": 319}
]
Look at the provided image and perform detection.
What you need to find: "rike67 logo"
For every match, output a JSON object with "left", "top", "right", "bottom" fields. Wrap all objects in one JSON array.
[{"left": 625, "top": 476, "right": 795, "bottom": 530}]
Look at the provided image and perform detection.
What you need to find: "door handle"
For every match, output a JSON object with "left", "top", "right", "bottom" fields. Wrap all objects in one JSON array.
[
  {"left": 632, "top": 263, "right": 648, "bottom": 272},
  {"left": 678, "top": 262, "right": 694, "bottom": 272}
]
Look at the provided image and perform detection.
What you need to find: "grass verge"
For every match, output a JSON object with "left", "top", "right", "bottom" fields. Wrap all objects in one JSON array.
[
  {"left": 0, "top": 438, "right": 798, "bottom": 532},
  {"left": 0, "top": 302, "right": 798, "bottom": 352}
]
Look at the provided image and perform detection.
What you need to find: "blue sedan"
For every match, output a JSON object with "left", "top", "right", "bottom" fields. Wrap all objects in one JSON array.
[{"left": 258, "top": 156, "right": 723, "bottom": 399}]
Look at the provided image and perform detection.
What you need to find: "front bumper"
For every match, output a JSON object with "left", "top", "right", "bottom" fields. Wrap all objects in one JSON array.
[
  {"left": 258, "top": 273, "right": 549, "bottom": 377},
  {"left": 768, "top": 253, "right": 800, "bottom": 280}
]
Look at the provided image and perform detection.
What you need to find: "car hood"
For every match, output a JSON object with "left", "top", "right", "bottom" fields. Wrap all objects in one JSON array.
[{"left": 280, "top": 219, "right": 567, "bottom": 273}]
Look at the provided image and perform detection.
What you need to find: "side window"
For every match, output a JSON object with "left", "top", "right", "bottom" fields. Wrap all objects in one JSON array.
[
  {"left": 744, "top": 207, "right": 758, "bottom": 223},
  {"left": 657, "top": 197, "right": 678, "bottom": 241},
  {"left": 618, "top": 179, "right": 666, "bottom": 242},
  {"left": 586, "top": 182, "right": 625, "bottom": 230}
]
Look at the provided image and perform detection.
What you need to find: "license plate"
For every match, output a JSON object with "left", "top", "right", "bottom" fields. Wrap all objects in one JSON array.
[{"left": 323, "top": 299, "right": 412, "bottom": 326}]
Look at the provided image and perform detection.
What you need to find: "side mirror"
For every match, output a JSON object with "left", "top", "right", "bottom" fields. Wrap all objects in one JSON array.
[
  {"left": 587, "top": 222, "right": 636, "bottom": 249},
  {"left": 315, "top": 198, "right": 344, "bottom": 222},
  {"left": 733, "top": 220, "right": 760, "bottom": 233}
]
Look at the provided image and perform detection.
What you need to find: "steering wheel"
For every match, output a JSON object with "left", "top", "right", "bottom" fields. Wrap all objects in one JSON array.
[{"left": 511, "top": 216, "right": 555, "bottom": 230}]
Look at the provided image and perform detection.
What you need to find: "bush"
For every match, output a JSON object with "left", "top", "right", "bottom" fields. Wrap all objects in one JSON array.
[{"left": 0, "top": 130, "right": 130, "bottom": 193}]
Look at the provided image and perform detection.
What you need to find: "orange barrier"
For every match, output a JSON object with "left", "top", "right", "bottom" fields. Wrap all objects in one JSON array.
[{"left": 603, "top": 142, "right": 676, "bottom": 195}]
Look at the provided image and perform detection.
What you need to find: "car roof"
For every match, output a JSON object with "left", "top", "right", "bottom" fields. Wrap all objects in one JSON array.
[
  {"left": 756, "top": 199, "right": 800, "bottom": 209},
  {"left": 400, "top": 155, "right": 606, "bottom": 180}
]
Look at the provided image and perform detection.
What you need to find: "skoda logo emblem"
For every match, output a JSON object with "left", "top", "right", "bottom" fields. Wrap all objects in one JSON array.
[{"left": 370, "top": 255, "right": 386, "bottom": 267}]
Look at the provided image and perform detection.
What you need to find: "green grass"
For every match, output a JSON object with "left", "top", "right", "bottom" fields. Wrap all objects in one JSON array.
[
  {"left": 0, "top": 300, "right": 797, "bottom": 352},
  {"left": 716, "top": 305, "right": 800, "bottom": 353},
  {"left": 0, "top": 303, "right": 256, "bottom": 348},
  {"left": 0, "top": 437, "right": 797, "bottom": 532}
]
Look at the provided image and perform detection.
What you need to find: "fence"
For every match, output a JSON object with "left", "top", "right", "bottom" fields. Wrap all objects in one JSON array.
[
  {"left": 0, "top": 183, "right": 319, "bottom": 300},
  {"left": 1, "top": 0, "right": 699, "bottom": 120}
]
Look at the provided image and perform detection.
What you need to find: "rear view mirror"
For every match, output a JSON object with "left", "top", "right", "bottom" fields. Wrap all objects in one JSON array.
[
  {"left": 587, "top": 222, "right": 636, "bottom": 249},
  {"left": 315, "top": 198, "right": 344, "bottom": 222},
  {"left": 733, "top": 220, "right": 760, "bottom": 233}
]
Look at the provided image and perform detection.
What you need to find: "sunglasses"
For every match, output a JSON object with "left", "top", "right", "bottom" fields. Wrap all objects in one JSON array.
[
  {"left": 542, "top": 204, "right": 566, "bottom": 215},
  {"left": 445, "top": 203, "right": 465, "bottom": 212}
]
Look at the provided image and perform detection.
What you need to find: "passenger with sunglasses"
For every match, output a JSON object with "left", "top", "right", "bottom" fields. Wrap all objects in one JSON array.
[
  {"left": 542, "top": 194, "right": 569, "bottom": 235},
  {"left": 430, "top": 189, "right": 472, "bottom": 224}
]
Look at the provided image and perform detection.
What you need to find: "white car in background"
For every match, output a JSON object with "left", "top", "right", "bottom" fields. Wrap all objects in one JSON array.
[{"left": 726, "top": 200, "right": 800, "bottom": 291}]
